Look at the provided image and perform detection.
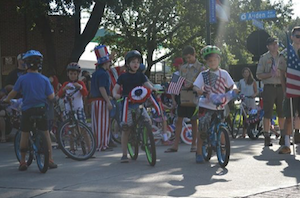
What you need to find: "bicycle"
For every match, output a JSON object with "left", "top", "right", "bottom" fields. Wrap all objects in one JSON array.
[
  {"left": 231, "top": 94, "right": 250, "bottom": 139},
  {"left": 14, "top": 108, "right": 50, "bottom": 173},
  {"left": 125, "top": 98, "right": 156, "bottom": 166},
  {"left": 110, "top": 99, "right": 122, "bottom": 144},
  {"left": 57, "top": 88, "right": 96, "bottom": 161},
  {"left": 199, "top": 91, "right": 235, "bottom": 168}
]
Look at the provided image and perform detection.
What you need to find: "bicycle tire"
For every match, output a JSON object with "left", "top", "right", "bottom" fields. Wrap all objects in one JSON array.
[
  {"left": 58, "top": 119, "right": 96, "bottom": 161},
  {"left": 216, "top": 126, "right": 230, "bottom": 168},
  {"left": 180, "top": 124, "right": 193, "bottom": 145},
  {"left": 111, "top": 118, "right": 121, "bottom": 144},
  {"left": 247, "top": 123, "right": 260, "bottom": 140},
  {"left": 34, "top": 131, "right": 49, "bottom": 173},
  {"left": 127, "top": 130, "right": 139, "bottom": 160},
  {"left": 202, "top": 137, "right": 212, "bottom": 161},
  {"left": 231, "top": 109, "right": 243, "bottom": 139},
  {"left": 14, "top": 131, "right": 34, "bottom": 166},
  {"left": 143, "top": 122, "right": 156, "bottom": 166}
]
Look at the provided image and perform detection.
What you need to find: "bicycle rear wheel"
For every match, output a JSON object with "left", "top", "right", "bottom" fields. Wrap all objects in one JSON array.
[
  {"left": 216, "top": 126, "right": 230, "bottom": 168},
  {"left": 34, "top": 131, "right": 49, "bottom": 173},
  {"left": 231, "top": 109, "right": 243, "bottom": 139},
  {"left": 14, "top": 131, "right": 33, "bottom": 166},
  {"left": 111, "top": 118, "right": 121, "bottom": 144},
  {"left": 142, "top": 122, "right": 156, "bottom": 166},
  {"left": 58, "top": 119, "right": 96, "bottom": 161},
  {"left": 247, "top": 123, "right": 260, "bottom": 140}
]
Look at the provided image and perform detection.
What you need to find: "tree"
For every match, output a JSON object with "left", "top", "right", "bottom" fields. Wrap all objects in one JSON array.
[
  {"left": 98, "top": 0, "right": 207, "bottom": 76},
  {"left": 15, "top": 0, "right": 109, "bottom": 79}
]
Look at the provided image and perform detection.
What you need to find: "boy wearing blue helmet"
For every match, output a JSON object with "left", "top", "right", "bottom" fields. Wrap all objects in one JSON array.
[{"left": 4, "top": 50, "right": 57, "bottom": 171}]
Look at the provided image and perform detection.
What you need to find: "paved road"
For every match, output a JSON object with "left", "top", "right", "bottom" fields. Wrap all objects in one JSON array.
[{"left": 0, "top": 136, "right": 300, "bottom": 198}]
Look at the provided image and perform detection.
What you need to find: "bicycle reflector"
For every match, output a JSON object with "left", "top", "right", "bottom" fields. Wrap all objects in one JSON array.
[{"left": 128, "top": 86, "right": 151, "bottom": 104}]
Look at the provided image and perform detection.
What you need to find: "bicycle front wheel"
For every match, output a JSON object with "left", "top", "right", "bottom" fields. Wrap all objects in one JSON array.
[
  {"left": 231, "top": 109, "right": 243, "bottom": 139},
  {"left": 202, "top": 136, "right": 212, "bottom": 161},
  {"left": 14, "top": 131, "right": 34, "bottom": 167},
  {"left": 142, "top": 122, "right": 156, "bottom": 166},
  {"left": 58, "top": 119, "right": 96, "bottom": 161},
  {"left": 34, "top": 131, "right": 49, "bottom": 173},
  {"left": 216, "top": 126, "right": 230, "bottom": 168}
]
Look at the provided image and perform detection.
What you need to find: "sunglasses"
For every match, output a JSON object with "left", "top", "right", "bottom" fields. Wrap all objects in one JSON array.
[{"left": 293, "top": 34, "right": 300, "bottom": 39}]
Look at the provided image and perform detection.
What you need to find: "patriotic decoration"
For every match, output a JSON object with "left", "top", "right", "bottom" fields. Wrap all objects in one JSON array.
[
  {"left": 94, "top": 45, "right": 110, "bottom": 65},
  {"left": 203, "top": 70, "right": 226, "bottom": 95},
  {"left": 149, "top": 94, "right": 162, "bottom": 116},
  {"left": 286, "top": 36, "right": 300, "bottom": 98},
  {"left": 167, "top": 74, "right": 185, "bottom": 95},
  {"left": 128, "top": 86, "right": 151, "bottom": 104},
  {"left": 122, "top": 97, "right": 129, "bottom": 123}
]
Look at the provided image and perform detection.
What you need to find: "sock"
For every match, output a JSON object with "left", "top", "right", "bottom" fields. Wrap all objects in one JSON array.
[
  {"left": 163, "top": 133, "right": 168, "bottom": 141},
  {"left": 280, "top": 129, "right": 285, "bottom": 136},
  {"left": 285, "top": 135, "right": 290, "bottom": 147}
]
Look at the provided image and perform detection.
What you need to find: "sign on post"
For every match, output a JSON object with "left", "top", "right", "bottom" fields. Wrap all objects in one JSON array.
[
  {"left": 252, "top": 19, "right": 264, "bottom": 30},
  {"left": 240, "top": 10, "right": 276, "bottom": 21},
  {"left": 209, "top": 0, "right": 217, "bottom": 24}
]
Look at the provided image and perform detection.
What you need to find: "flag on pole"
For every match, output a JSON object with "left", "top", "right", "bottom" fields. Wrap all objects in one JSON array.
[
  {"left": 167, "top": 74, "right": 185, "bottom": 95},
  {"left": 286, "top": 35, "right": 300, "bottom": 98}
]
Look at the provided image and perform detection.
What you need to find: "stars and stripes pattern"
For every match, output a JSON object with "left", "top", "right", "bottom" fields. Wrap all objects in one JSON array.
[
  {"left": 167, "top": 74, "right": 185, "bottom": 95},
  {"left": 286, "top": 38, "right": 300, "bottom": 98},
  {"left": 149, "top": 94, "right": 162, "bottom": 116},
  {"left": 202, "top": 70, "right": 226, "bottom": 94}
]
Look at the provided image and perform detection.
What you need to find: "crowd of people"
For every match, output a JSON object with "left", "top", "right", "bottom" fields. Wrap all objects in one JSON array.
[{"left": 1, "top": 26, "right": 300, "bottom": 171}]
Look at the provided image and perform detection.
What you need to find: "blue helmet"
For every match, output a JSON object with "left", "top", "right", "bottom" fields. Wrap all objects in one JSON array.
[
  {"left": 22, "top": 50, "right": 43, "bottom": 59},
  {"left": 22, "top": 50, "right": 43, "bottom": 70},
  {"left": 138, "top": 63, "right": 146, "bottom": 73}
]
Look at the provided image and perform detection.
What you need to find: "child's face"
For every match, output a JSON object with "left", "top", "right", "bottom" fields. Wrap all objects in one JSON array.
[
  {"left": 128, "top": 58, "right": 140, "bottom": 73},
  {"left": 68, "top": 70, "right": 79, "bottom": 81},
  {"left": 184, "top": 54, "right": 196, "bottom": 64},
  {"left": 242, "top": 69, "right": 250, "bottom": 78},
  {"left": 206, "top": 54, "right": 220, "bottom": 70}
]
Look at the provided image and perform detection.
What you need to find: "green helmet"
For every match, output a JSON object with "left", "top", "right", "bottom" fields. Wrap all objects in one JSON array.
[{"left": 201, "top": 45, "right": 221, "bottom": 59}]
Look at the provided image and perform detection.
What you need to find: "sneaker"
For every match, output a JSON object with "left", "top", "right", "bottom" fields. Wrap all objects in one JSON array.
[
  {"left": 121, "top": 155, "right": 129, "bottom": 163},
  {"left": 278, "top": 146, "right": 291, "bottom": 154},
  {"left": 18, "top": 162, "right": 28, "bottom": 171},
  {"left": 264, "top": 132, "right": 272, "bottom": 147},
  {"left": 196, "top": 154, "right": 204, "bottom": 163},
  {"left": 48, "top": 161, "right": 58, "bottom": 169}
]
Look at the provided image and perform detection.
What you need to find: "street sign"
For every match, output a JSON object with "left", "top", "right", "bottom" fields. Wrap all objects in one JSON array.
[
  {"left": 252, "top": 19, "right": 264, "bottom": 30},
  {"left": 240, "top": 10, "right": 276, "bottom": 21},
  {"left": 209, "top": 0, "right": 217, "bottom": 24}
]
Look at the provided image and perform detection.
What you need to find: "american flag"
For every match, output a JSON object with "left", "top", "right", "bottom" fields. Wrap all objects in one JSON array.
[
  {"left": 167, "top": 74, "right": 185, "bottom": 95},
  {"left": 286, "top": 37, "right": 300, "bottom": 98}
]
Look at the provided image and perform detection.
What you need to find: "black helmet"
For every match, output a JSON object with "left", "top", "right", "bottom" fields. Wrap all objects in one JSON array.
[
  {"left": 66, "top": 62, "right": 81, "bottom": 72},
  {"left": 125, "top": 50, "right": 142, "bottom": 65},
  {"left": 22, "top": 50, "right": 43, "bottom": 70}
]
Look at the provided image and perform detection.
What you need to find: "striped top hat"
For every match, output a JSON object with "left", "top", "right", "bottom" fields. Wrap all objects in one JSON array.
[{"left": 94, "top": 45, "right": 110, "bottom": 65}]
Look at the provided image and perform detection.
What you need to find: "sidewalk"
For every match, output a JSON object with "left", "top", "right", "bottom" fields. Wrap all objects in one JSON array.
[{"left": 0, "top": 137, "right": 300, "bottom": 198}]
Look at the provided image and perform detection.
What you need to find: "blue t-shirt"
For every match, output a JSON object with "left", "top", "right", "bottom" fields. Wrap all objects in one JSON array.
[
  {"left": 117, "top": 72, "right": 147, "bottom": 96},
  {"left": 13, "top": 72, "right": 54, "bottom": 111},
  {"left": 90, "top": 67, "right": 110, "bottom": 98}
]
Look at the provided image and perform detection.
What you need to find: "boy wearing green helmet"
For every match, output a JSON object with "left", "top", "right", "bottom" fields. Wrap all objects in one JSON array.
[{"left": 193, "top": 45, "right": 238, "bottom": 163}]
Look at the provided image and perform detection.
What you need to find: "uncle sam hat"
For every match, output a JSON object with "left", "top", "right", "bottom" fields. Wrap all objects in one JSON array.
[{"left": 94, "top": 45, "right": 110, "bottom": 65}]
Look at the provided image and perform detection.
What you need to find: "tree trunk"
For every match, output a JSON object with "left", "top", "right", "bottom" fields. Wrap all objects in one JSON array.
[{"left": 35, "top": 15, "right": 58, "bottom": 74}]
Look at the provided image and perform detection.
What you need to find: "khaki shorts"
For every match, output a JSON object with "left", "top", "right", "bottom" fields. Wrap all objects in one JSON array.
[{"left": 262, "top": 84, "right": 284, "bottom": 119}]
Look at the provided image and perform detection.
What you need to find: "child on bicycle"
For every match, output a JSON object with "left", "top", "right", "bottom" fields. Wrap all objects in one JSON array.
[
  {"left": 4, "top": 50, "right": 58, "bottom": 171},
  {"left": 57, "top": 62, "right": 88, "bottom": 122},
  {"left": 193, "top": 45, "right": 238, "bottom": 163},
  {"left": 112, "top": 50, "right": 155, "bottom": 163}
]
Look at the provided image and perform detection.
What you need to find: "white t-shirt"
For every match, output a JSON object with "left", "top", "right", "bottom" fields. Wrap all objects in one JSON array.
[
  {"left": 193, "top": 69, "right": 235, "bottom": 110},
  {"left": 64, "top": 82, "right": 84, "bottom": 111}
]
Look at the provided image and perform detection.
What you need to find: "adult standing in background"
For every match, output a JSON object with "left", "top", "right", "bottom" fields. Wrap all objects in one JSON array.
[
  {"left": 256, "top": 37, "right": 284, "bottom": 147},
  {"left": 5, "top": 53, "right": 26, "bottom": 89}
]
